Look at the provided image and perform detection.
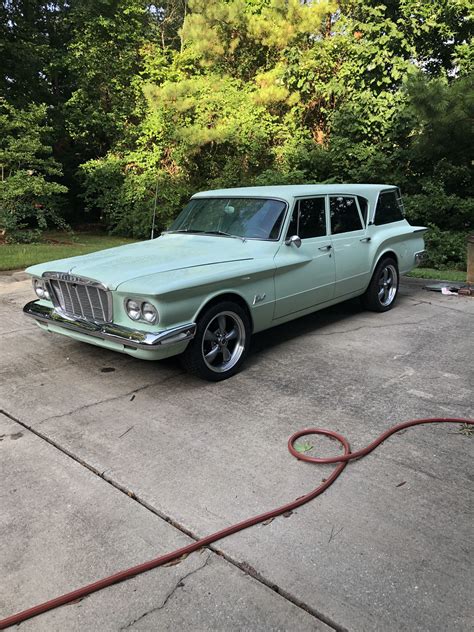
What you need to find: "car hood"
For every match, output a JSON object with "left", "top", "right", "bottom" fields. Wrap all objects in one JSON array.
[{"left": 25, "top": 234, "right": 256, "bottom": 290}]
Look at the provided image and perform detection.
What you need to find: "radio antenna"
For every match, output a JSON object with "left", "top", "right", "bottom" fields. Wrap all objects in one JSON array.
[{"left": 150, "top": 177, "right": 159, "bottom": 239}]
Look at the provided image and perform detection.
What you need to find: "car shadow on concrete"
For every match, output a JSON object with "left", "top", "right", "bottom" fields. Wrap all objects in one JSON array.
[
  {"left": 141, "top": 292, "right": 415, "bottom": 376},
  {"left": 248, "top": 297, "right": 364, "bottom": 360},
  {"left": 249, "top": 286, "right": 418, "bottom": 357}
]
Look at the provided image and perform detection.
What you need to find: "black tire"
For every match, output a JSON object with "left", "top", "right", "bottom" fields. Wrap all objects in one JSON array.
[
  {"left": 181, "top": 301, "right": 251, "bottom": 381},
  {"left": 361, "top": 256, "right": 399, "bottom": 312}
]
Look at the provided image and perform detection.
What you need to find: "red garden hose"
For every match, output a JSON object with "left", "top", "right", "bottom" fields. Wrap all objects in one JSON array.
[{"left": 0, "top": 416, "right": 472, "bottom": 629}]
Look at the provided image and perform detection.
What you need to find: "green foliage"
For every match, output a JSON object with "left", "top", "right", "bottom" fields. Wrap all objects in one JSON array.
[
  {"left": 400, "top": 73, "right": 473, "bottom": 176},
  {"left": 64, "top": 0, "right": 154, "bottom": 157},
  {"left": 0, "top": 0, "right": 68, "bottom": 107},
  {"left": 421, "top": 226, "right": 468, "bottom": 271},
  {"left": 0, "top": 101, "right": 68, "bottom": 242},
  {"left": 181, "top": 0, "right": 336, "bottom": 75},
  {"left": 404, "top": 185, "right": 473, "bottom": 232},
  {"left": 80, "top": 155, "right": 192, "bottom": 238},
  {"left": 1, "top": 0, "right": 472, "bottom": 261}
]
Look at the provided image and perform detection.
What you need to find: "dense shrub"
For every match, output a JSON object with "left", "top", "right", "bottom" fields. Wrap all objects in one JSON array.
[
  {"left": 422, "top": 225, "right": 468, "bottom": 271},
  {"left": 80, "top": 157, "right": 193, "bottom": 238}
]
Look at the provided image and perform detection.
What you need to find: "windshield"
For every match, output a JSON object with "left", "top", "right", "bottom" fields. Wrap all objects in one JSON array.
[{"left": 168, "top": 197, "right": 287, "bottom": 240}]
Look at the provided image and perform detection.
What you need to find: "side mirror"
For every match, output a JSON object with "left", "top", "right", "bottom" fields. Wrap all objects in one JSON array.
[{"left": 285, "top": 235, "right": 302, "bottom": 248}]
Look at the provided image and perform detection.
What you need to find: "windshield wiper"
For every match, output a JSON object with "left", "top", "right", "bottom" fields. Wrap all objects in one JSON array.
[
  {"left": 163, "top": 229, "right": 245, "bottom": 242},
  {"left": 162, "top": 229, "right": 207, "bottom": 235},
  {"left": 202, "top": 230, "right": 246, "bottom": 242}
]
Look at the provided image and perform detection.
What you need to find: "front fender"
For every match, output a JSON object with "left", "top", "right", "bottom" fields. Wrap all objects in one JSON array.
[{"left": 116, "top": 259, "right": 277, "bottom": 333}]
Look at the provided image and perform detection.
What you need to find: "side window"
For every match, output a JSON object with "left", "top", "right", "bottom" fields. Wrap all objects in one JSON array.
[
  {"left": 330, "top": 196, "right": 363, "bottom": 234},
  {"left": 298, "top": 197, "right": 326, "bottom": 239},
  {"left": 286, "top": 197, "right": 326, "bottom": 240},
  {"left": 375, "top": 190, "right": 404, "bottom": 225}
]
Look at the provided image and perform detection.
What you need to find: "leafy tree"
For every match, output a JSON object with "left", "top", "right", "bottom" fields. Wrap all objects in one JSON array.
[
  {"left": 343, "top": 0, "right": 472, "bottom": 75},
  {"left": 63, "top": 0, "right": 155, "bottom": 158},
  {"left": 1, "top": 0, "right": 471, "bottom": 267},
  {"left": 0, "top": 101, "right": 68, "bottom": 242}
]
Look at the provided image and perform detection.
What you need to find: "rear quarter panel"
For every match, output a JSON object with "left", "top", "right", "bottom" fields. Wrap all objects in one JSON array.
[{"left": 368, "top": 221, "right": 427, "bottom": 276}]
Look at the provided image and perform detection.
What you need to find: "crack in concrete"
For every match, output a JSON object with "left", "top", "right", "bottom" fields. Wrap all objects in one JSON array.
[
  {"left": 37, "top": 371, "right": 185, "bottom": 425},
  {"left": 36, "top": 386, "right": 154, "bottom": 425},
  {"left": 119, "top": 554, "right": 210, "bottom": 630},
  {"left": 407, "top": 297, "right": 473, "bottom": 313},
  {"left": 305, "top": 320, "right": 423, "bottom": 337},
  {"left": 0, "top": 407, "right": 343, "bottom": 632},
  {"left": 1, "top": 327, "right": 27, "bottom": 335}
]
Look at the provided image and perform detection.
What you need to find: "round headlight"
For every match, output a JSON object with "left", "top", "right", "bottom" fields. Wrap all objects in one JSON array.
[
  {"left": 142, "top": 302, "right": 158, "bottom": 324},
  {"left": 126, "top": 299, "right": 141, "bottom": 320},
  {"left": 33, "top": 279, "right": 45, "bottom": 299}
]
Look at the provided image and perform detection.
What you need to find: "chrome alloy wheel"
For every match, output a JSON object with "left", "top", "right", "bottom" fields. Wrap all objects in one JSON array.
[
  {"left": 201, "top": 311, "right": 246, "bottom": 373},
  {"left": 378, "top": 263, "right": 398, "bottom": 307}
]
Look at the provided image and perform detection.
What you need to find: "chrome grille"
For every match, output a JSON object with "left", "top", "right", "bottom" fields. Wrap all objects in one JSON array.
[{"left": 49, "top": 278, "right": 111, "bottom": 323}]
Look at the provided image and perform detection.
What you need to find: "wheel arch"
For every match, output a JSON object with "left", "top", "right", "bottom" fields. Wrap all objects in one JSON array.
[
  {"left": 363, "top": 249, "right": 399, "bottom": 293},
  {"left": 372, "top": 249, "right": 399, "bottom": 273},
  {"left": 194, "top": 292, "right": 254, "bottom": 332}
]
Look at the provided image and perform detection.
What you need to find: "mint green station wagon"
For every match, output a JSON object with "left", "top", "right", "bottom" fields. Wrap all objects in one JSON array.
[{"left": 24, "top": 185, "right": 427, "bottom": 380}]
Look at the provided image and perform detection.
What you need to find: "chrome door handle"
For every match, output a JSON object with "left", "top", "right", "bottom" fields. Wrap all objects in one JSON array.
[
  {"left": 318, "top": 245, "right": 332, "bottom": 251},
  {"left": 360, "top": 237, "right": 371, "bottom": 243}
]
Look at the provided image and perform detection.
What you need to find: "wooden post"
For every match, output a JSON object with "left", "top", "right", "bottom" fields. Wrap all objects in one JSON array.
[{"left": 467, "top": 235, "right": 474, "bottom": 285}]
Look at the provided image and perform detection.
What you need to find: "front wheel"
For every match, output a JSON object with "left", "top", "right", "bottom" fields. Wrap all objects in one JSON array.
[
  {"left": 181, "top": 301, "right": 251, "bottom": 381},
  {"left": 361, "top": 257, "right": 399, "bottom": 312}
]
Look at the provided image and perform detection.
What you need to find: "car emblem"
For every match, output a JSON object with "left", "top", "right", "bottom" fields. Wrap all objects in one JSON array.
[{"left": 50, "top": 273, "right": 83, "bottom": 283}]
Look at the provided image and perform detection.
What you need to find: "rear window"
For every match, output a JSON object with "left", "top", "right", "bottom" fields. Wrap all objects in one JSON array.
[{"left": 374, "top": 190, "right": 404, "bottom": 225}]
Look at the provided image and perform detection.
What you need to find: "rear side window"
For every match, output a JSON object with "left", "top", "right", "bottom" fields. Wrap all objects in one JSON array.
[
  {"left": 330, "top": 196, "right": 363, "bottom": 234},
  {"left": 375, "top": 191, "right": 404, "bottom": 225}
]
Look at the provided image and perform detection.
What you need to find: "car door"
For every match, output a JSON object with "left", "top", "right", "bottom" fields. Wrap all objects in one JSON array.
[
  {"left": 328, "top": 194, "right": 372, "bottom": 298},
  {"left": 273, "top": 196, "right": 335, "bottom": 319}
]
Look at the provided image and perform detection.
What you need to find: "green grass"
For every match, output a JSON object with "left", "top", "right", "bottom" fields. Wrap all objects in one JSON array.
[
  {"left": 406, "top": 267, "right": 467, "bottom": 282},
  {"left": 0, "top": 232, "right": 137, "bottom": 271}
]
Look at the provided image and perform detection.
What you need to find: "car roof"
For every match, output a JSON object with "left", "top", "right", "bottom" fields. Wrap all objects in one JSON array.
[{"left": 192, "top": 184, "right": 397, "bottom": 206}]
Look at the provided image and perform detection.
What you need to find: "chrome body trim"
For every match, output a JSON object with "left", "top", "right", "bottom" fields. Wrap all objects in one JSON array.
[
  {"left": 42, "top": 271, "right": 109, "bottom": 289},
  {"left": 253, "top": 293, "right": 266, "bottom": 305},
  {"left": 23, "top": 301, "right": 196, "bottom": 349},
  {"left": 42, "top": 271, "right": 113, "bottom": 324}
]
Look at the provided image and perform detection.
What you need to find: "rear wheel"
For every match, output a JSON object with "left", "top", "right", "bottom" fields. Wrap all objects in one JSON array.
[
  {"left": 181, "top": 301, "right": 251, "bottom": 381},
  {"left": 361, "top": 257, "right": 399, "bottom": 312}
]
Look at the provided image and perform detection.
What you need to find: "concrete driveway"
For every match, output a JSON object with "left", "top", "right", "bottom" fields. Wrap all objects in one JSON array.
[{"left": 1, "top": 274, "right": 472, "bottom": 632}]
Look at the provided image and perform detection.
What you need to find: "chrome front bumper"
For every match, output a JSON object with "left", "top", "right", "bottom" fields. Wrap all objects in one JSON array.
[{"left": 23, "top": 301, "right": 196, "bottom": 350}]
